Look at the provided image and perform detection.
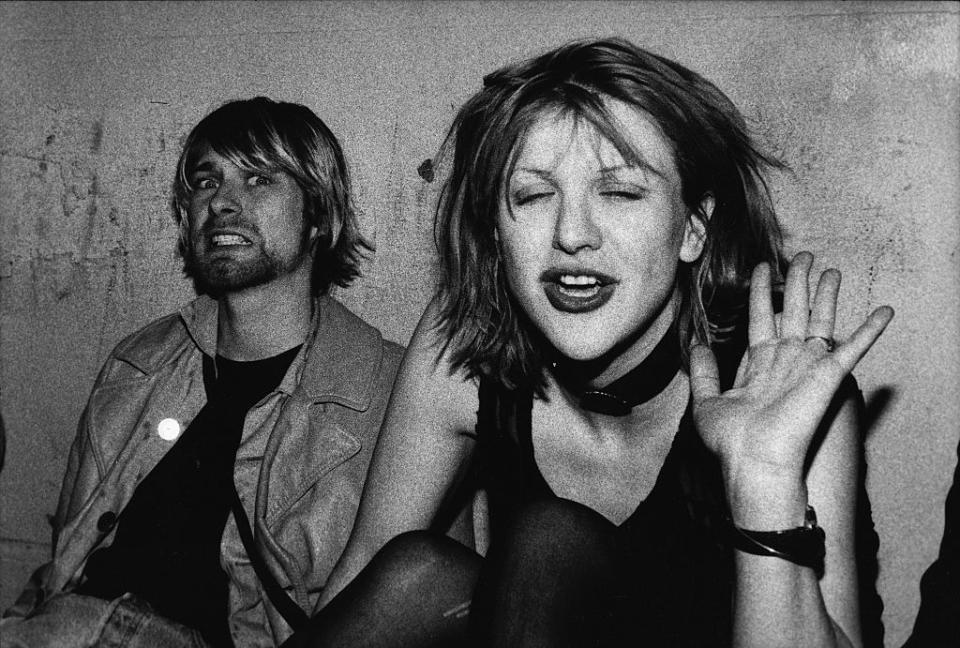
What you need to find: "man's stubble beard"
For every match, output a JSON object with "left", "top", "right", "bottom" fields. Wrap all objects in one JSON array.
[{"left": 184, "top": 231, "right": 313, "bottom": 297}]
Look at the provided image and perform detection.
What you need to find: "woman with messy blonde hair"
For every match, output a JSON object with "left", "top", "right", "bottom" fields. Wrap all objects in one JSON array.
[{"left": 287, "top": 37, "right": 892, "bottom": 648}]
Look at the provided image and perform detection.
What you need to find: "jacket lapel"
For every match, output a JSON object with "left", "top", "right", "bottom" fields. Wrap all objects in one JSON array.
[
  {"left": 54, "top": 351, "right": 207, "bottom": 586},
  {"left": 256, "top": 296, "right": 383, "bottom": 525}
]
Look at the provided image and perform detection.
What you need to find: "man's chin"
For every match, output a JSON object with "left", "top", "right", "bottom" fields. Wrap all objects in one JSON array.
[{"left": 184, "top": 259, "right": 276, "bottom": 297}]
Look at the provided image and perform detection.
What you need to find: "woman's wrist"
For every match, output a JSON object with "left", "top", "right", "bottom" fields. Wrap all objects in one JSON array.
[{"left": 724, "top": 465, "right": 808, "bottom": 529}]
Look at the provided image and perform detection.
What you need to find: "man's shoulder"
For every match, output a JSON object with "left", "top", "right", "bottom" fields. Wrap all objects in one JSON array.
[
  {"left": 376, "top": 334, "right": 405, "bottom": 386},
  {"left": 313, "top": 296, "right": 404, "bottom": 356},
  {"left": 104, "top": 304, "right": 198, "bottom": 376},
  {"left": 298, "top": 297, "right": 405, "bottom": 409},
  {"left": 115, "top": 311, "right": 186, "bottom": 350},
  {"left": 382, "top": 336, "right": 405, "bottom": 366}
]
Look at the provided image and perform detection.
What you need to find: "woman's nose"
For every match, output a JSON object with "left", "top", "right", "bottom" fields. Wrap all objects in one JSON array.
[{"left": 552, "top": 194, "right": 601, "bottom": 253}]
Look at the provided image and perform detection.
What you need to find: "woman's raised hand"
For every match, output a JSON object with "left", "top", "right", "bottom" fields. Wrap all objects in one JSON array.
[{"left": 689, "top": 252, "right": 893, "bottom": 517}]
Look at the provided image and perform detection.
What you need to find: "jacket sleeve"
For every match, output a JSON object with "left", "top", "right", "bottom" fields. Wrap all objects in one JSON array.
[{"left": 1, "top": 361, "right": 110, "bottom": 619}]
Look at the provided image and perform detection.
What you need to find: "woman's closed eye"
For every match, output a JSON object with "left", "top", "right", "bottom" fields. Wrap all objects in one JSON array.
[
  {"left": 598, "top": 183, "right": 647, "bottom": 202},
  {"left": 511, "top": 187, "right": 555, "bottom": 206}
]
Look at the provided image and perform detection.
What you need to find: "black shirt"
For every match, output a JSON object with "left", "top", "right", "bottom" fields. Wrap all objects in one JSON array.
[
  {"left": 470, "top": 372, "right": 885, "bottom": 647},
  {"left": 78, "top": 345, "right": 301, "bottom": 647}
]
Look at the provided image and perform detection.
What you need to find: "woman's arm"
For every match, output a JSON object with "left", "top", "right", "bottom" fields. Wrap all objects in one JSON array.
[
  {"left": 805, "top": 380, "right": 863, "bottom": 645},
  {"left": 724, "top": 385, "right": 862, "bottom": 648},
  {"left": 690, "top": 252, "right": 893, "bottom": 648},
  {"left": 317, "top": 299, "right": 479, "bottom": 610}
]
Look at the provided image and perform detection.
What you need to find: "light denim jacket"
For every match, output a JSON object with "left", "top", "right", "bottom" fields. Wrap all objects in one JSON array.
[{"left": 3, "top": 295, "right": 403, "bottom": 646}]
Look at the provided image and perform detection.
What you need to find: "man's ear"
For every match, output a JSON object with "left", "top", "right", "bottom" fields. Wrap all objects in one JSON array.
[{"left": 679, "top": 194, "right": 713, "bottom": 263}]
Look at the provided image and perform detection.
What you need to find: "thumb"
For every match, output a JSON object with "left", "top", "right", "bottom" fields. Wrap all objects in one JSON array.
[{"left": 689, "top": 343, "right": 721, "bottom": 403}]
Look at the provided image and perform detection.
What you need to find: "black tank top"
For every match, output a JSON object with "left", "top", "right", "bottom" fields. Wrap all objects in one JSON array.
[
  {"left": 470, "top": 375, "right": 885, "bottom": 647},
  {"left": 473, "top": 377, "right": 735, "bottom": 646}
]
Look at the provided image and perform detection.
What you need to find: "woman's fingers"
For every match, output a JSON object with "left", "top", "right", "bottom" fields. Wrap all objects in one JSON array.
[
  {"left": 731, "top": 348, "right": 751, "bottom": 390},
  {"left": 806, "top": 268, "right": 841, "bottom": 340},
  {"left": 689, "top": 344, "right": 721, "bottom": 402},
  {"left": 832, "top": 306, "right": 895, "bottom": 372},
  {"left": 781, "top": 252, "right": 813, "bottom": 339},
  {"left": 748, "top": 262, "right": 776, "bottom": 346}
]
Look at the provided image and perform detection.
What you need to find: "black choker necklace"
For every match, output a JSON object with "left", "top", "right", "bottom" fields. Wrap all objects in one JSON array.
[{"left": 553, "top": 324, "right": 681, "bottom": 417}]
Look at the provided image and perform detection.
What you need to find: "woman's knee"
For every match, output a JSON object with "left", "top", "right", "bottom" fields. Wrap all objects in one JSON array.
[
  {"left": 503, "top": 498, "right": 613, "bottom": 555},
  {"left": 367, "top": 530, "right": 480, "bottom": 591},
  {"left": 376, "top": 531, "right": 456, "bottom": 567}
]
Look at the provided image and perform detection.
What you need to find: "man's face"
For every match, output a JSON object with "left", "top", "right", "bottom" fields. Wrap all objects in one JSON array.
[{"left": 183, "top": 147, "right": 313, "bottom": 296}]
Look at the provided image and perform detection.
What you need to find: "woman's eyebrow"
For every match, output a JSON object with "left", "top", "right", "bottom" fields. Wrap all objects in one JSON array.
[
  {"left": 511, "top": 162, "right": 667, "bottom": 181},
  {"left": 598, "top": 162, "right": 665, "bottom": 180},
  {"left": 511, "top": 167, "right": 555, "bottom": 180}
]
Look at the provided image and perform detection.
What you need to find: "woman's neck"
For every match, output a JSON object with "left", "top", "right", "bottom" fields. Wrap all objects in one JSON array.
[
  {"left": 545, "top": 367, "right": 690, "bottom": 444},
  {"left": 549, "top": 297, "right": 683, "bottom": 417}
]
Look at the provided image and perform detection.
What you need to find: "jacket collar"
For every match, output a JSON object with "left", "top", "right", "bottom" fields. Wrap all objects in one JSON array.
[
  {"left": 115, "top": 294, "right": 382, "bottom": 412},
  {"left": 181, "top": 294, "right": 219, "bottom": 358}
]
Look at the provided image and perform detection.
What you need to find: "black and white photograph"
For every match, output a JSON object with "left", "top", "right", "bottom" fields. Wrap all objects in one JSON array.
[{"left": 0, "top": 2, "right": 957, "bottom": 647}]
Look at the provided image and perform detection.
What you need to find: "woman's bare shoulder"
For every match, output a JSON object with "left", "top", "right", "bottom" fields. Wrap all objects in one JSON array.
[{"left": 386, "top": 297, "right": 480, "bottom": 438}]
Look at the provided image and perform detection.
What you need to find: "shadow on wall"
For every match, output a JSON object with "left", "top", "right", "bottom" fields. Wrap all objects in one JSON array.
[
  {"left": 863, "top": 387, "right": 894, "bottom": 440},
  {"left": 854, "top": 383, "right": 896, "bottom": 648},
  {"left": 0, "top": 412, "right": 5, "bottom": 473}
]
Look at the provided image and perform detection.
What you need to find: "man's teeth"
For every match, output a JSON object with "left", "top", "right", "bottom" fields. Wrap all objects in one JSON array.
[{"left": 211, "top": 234, "right": 250, "bottom": 247}]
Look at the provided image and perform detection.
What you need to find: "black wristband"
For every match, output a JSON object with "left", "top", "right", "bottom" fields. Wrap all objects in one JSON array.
[{"left": 727, "top": 505, "right": 826, "bottom": 577}]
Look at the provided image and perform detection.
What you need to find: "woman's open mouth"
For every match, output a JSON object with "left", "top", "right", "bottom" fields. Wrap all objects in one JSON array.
[{"left": 540, "top": 270, "right": 616, "bottom": 313}]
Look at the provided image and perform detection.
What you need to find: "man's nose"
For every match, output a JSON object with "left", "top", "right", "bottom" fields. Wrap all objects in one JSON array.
[
  {"left": 209, "top": 180, "right": 241, "bottom": 216},
  {"left": 552, "top": 194, "right": 601, "bottom": 254}
]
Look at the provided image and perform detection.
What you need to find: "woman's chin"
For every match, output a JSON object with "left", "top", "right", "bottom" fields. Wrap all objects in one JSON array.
[{"left": 547, "top": 336, "right": 614, "bottom": 364}]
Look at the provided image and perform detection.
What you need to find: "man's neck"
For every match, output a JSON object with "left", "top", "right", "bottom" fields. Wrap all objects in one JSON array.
[{"left": 215, "top": 276, "right": 314, "bottom": 361}]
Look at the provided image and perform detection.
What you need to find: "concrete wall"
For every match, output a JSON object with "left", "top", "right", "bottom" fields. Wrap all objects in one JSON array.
[{"left": 0, "top": 1, "right": 956, "bottom": 644}]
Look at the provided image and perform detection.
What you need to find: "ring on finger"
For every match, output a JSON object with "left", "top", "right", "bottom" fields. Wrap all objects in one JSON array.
[{"left": 804, "top": 335, "right": 836, "bottom": 352}]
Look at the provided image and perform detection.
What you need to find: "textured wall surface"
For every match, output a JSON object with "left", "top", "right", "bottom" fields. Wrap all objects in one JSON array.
[{"left": 1, "top": 1, "right": 957, "bottom": 644}]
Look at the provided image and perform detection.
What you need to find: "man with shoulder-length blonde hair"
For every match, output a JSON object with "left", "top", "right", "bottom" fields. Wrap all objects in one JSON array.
[{"left": 2, "top": 97, "right": 403, "bottom": 647}]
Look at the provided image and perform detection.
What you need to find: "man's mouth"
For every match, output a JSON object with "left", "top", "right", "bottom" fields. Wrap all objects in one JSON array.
[
  {"left": 541, "top": 269, "right": 616, "bottom": 313},
  {"left": 210, "top": 233, "right": 252, "bottom": 247}
]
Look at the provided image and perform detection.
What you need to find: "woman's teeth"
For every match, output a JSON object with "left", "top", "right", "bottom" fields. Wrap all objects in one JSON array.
[
  {"left": 558, "top": 274, "right": 601, "bottom": 296},
  {"left": 560, "top": 274, "right": 598, "bottom": 286}
]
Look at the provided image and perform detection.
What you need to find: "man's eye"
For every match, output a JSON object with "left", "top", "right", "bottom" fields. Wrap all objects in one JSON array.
[
  {"left": 249, "top": 174, "right": 274, "bottom": 186},
  {"left": 193, "top": 177, "right": 218, "bottom": 190}
]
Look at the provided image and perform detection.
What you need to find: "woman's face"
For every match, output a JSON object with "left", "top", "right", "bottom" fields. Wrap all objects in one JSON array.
[{"left": 497, "top": 99, "right": 706, "bottom": 376}]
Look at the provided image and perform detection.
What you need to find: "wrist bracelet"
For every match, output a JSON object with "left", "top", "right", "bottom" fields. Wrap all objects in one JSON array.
[{"left": 726, "top": 505, "right": 826, "bottom": 577}]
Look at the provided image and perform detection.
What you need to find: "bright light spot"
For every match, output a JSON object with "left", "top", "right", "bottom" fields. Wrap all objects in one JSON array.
[{"left": 157, "top": 418, "right": 181, "bottom": 441}]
